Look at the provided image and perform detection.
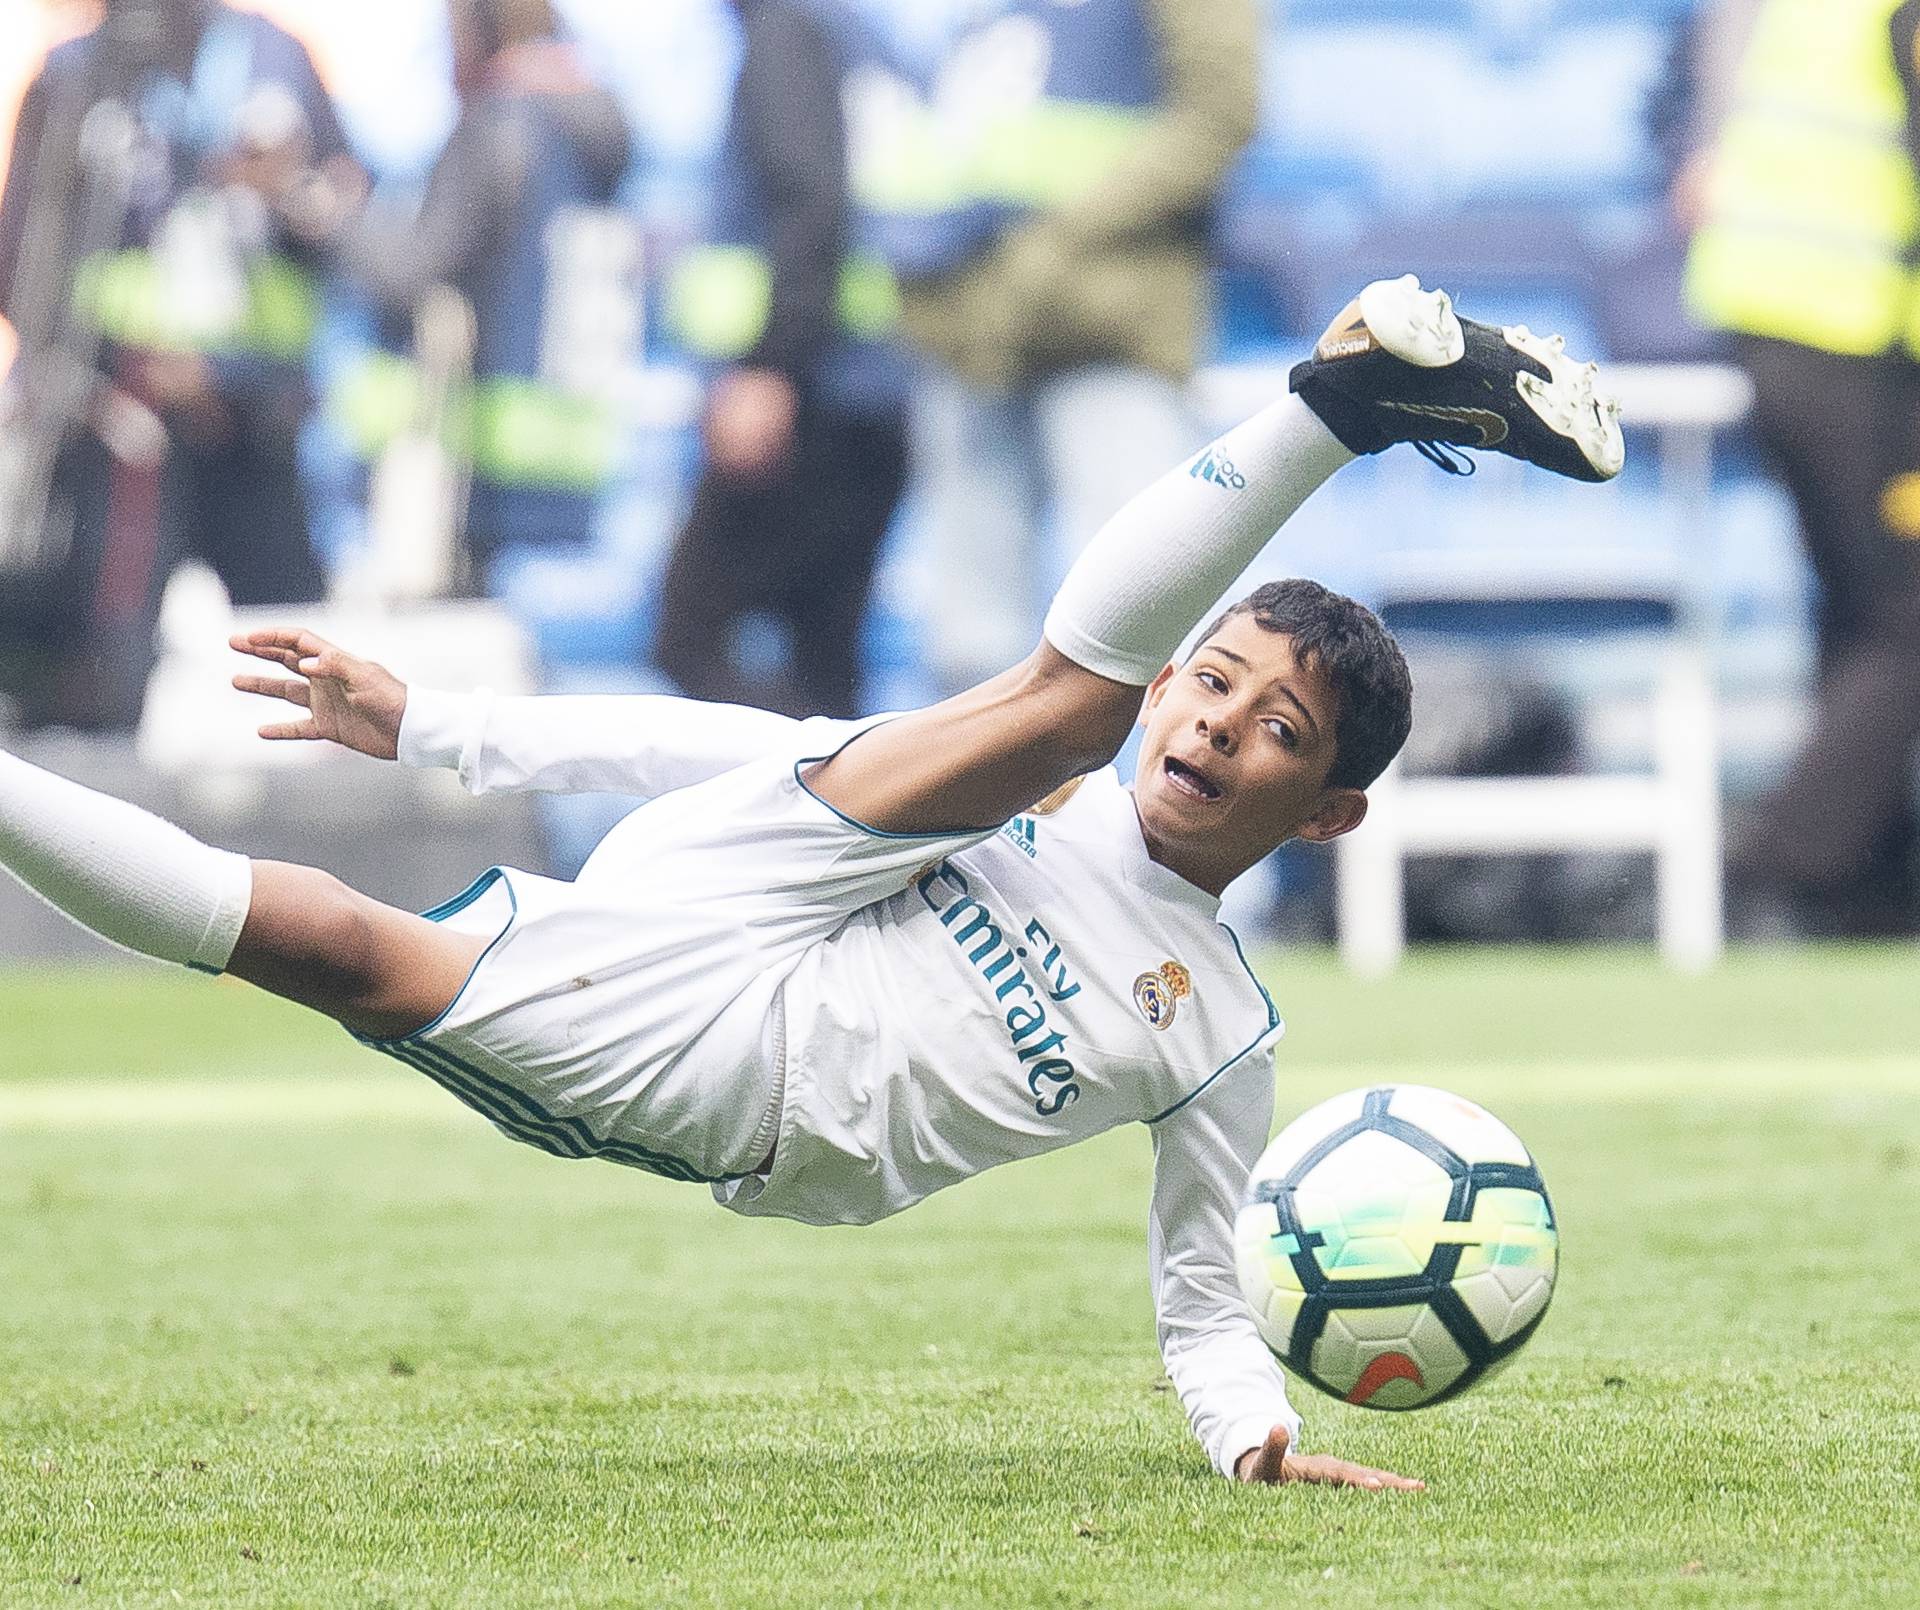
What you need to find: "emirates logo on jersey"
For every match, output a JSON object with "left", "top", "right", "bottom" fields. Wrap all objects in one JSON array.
[{"left": 915, "top": 858, "right": 1084, "bottom": 1117}]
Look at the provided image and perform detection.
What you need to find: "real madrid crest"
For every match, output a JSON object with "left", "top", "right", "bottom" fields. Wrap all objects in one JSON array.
[{"left": 1132, "top": 959, "right": 1193, "bottom": 1030}]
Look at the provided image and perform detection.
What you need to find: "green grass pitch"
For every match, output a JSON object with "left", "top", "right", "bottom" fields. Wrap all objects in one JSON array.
[{"left": 3, "top": 948, "right": 1918, "bottom": 1607}]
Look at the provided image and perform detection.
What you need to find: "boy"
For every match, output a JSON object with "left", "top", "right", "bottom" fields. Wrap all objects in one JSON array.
[{"left": 0, "top": 278, "right": 1623, "bottom": 1490}]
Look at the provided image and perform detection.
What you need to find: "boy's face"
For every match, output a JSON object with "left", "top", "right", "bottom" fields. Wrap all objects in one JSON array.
[{"left": 1131, "top": 616, "right": 1368, "bottom": 895}]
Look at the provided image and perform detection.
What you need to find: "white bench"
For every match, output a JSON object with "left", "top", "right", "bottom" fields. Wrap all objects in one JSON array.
[{"left": 1323, "top": 362, "right": 1752, "bottom": 974}]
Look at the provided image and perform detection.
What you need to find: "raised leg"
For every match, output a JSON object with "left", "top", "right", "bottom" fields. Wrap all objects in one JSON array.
[{"left": 809, "top": 274, "right": 1623, "bottom": 838}]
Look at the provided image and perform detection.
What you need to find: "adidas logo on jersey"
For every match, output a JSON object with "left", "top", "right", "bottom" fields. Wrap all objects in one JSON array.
[
  {"left": 1001, "top": 817, "right": 1038, "bottom": 858},
  {"left": 1188, "top": 446, "right": 1247, "bottom": 491}
]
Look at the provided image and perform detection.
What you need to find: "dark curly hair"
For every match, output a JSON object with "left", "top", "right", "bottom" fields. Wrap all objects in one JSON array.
[{"left": 1192, "top": 578, "right": 1413, "bottom": 790}]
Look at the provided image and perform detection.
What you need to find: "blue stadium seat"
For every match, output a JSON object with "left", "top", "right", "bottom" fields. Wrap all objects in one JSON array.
[
  {"left": 858, "top": 599, "right": 935, "bottom": 714},
  {"left": 1277, "top": 0, "right": 1479, "bottom": 28},
  {"left": 1566, "top": 0, "right": 1696, "bottom": 23},
  {"left": 1256, "top": 8, "right": 1673, "bottom": 208},
  {"left": 1272, "top": 208, "right": 1608, "bottom": 351},
  {"left": 1380, "top": 593, "right": 1678, "bottom": 636}
]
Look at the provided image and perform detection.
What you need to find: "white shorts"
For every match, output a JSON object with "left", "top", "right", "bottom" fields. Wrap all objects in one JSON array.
[{"left": 353, "top": 719, "right": 992, "bottom": 1185}]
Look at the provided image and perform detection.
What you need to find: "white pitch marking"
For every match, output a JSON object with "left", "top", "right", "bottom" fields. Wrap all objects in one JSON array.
[{"left": 0, "top": 1079, "right": 455, "bottom": 1129}]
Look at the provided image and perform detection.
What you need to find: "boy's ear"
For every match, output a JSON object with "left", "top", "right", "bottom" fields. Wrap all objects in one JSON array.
[
  {"left": 1137, "top": 662, "right": 1179, "bottom": 729},
  {"left": 1296, "top": 787, "right": 1368, "bottom": 844}
]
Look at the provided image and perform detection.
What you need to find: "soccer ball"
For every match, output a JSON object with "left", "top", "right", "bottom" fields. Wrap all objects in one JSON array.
[{"left": 1234, "top": 1084, "right": 1557, "bottom": 1410}]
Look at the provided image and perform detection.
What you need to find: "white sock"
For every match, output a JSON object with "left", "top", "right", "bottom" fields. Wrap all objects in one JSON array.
[
  {"left": 0, "top": 750, "right": 254, "bottom": 973},
  {"left": 1042, "top": 393, "right": 1354, "bottom": 685}
]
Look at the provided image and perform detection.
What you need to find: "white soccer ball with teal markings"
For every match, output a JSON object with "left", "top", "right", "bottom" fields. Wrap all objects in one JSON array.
[{"left": 1235, "top": 1085, "right": 1557, "bottom": 1409}]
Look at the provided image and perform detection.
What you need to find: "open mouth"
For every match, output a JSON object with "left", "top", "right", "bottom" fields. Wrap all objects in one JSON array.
[{"left": 1163, "top": 755, "right": 1223, "bottom": 803}]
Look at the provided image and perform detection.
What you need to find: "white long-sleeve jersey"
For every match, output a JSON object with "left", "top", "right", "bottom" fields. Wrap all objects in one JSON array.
[{"left": 399, "top": 687, "right": 1302, "bottom": 1476}]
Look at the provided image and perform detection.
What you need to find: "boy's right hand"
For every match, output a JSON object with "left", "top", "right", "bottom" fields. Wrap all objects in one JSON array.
[
  {"left": 1234, "top": 1425, "right": 1424, "bottom": 1492},
  {"left": 230, "top": 628, "right": 408, "bottom": 761}
]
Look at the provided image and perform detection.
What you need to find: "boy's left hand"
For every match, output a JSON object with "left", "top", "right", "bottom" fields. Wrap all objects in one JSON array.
[{"left": 1235, "top": 1426, "right": 1424, "bottom": 1491}]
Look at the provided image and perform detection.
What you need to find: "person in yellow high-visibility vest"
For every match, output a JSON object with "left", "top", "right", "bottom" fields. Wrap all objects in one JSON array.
[
  {"left": 0, "top": 0, "right": 351, "bottom": 731},
  {"left": 1686, "top": 0, "right": 1920, "bottom": 935},
  {"left": 885, "top": 0, "right": 1259, "bottom": 698},
  {"left": 268, "top": 0, "right": 633, "bottom": 579}
]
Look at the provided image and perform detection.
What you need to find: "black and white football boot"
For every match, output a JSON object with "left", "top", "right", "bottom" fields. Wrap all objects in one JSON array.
[{"left": 1289, "top": 274, "right": 1625, "bottom": 483}]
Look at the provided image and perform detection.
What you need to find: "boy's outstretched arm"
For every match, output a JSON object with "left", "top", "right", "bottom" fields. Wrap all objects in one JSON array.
[
  {"left": 231, "top": 628, "right": 802, "bottom": 798},
  {"left": 1149, "top": 1059, "right": 1424, "bottom": 1491}
]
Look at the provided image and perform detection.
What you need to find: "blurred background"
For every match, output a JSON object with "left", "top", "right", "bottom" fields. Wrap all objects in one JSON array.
[{"left": 2, "top": 0, "right": 1915, "bottom": 963}]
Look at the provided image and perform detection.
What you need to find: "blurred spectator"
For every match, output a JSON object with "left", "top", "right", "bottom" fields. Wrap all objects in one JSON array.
[
  {"left": 1662, "top": 0, "right": 1764, "bottom": 237},
  {"left": 1686, "top": 0, "right": 1920, "bottom": 936},
  {"left": 893, "top": 0, "right": 1258, "bottom": 695},
  {"left": 0, "top": 0, "right": 348, "bottom": 731},
  {"left": 271, "top": 0, "right": 633, "bottom": 590},
  {"left": 654, "top": 0, "right": 909, "bottom": 719}
]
